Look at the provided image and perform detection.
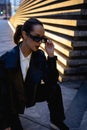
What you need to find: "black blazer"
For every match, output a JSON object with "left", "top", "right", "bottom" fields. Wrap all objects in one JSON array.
[{"left": 0, "top": 44, "right": 58, "bottom": 129}]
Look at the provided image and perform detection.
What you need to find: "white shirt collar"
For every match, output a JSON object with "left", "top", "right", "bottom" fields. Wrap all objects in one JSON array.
[{"left": 19, "top": 48, "right": 32, "bottom": 80}]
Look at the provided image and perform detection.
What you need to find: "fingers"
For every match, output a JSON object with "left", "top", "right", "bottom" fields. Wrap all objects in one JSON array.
[
  {"left": 45, "top": 39, "right": 54, "bottom": 57},
  {"left": 45, "top": 39, "right": 54, "bottom": 48},
  {"left": 47, "top": 39, "right": 53, "bottom": 45}
]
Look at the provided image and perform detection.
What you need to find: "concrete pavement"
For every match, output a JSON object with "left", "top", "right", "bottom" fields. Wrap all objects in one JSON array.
[{"left": 0, "top": 19, "right": 87, "bottom": 130}]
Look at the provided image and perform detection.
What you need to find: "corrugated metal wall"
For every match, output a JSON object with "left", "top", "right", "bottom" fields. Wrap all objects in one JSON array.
[{"left": 10, "top": 0, "right": 87, "bottom": 82}]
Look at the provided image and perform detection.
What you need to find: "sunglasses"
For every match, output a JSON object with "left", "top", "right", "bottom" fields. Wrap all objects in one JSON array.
[{"left": 28, "top": 33, "right": 47, "bottom": 43}]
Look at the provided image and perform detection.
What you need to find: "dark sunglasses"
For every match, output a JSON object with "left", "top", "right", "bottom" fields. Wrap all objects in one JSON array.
[{"left": 28, "top": 33, "right": 47, "bottom": 43}]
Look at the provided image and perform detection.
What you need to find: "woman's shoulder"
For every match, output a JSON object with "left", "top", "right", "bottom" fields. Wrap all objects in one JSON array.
[
  {"left": 0, "top": 45, "right": 19, "bottom": 64},
  {"left": 32, "top": 49, "right": 46, "bottom": 62},
  {"left": 36, "top": 49, "right": 45, "bottom": 56}
]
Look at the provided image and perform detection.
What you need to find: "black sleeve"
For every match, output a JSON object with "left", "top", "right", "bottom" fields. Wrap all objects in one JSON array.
[
  {"left": 41, "top": 52, "right": 59, "bottom": 85},
  {"left": 0, "top": 59, "right": 11, "bottom": 129},
  {"left": 47, "top": 56, "right": 59, "bottom": 84}
]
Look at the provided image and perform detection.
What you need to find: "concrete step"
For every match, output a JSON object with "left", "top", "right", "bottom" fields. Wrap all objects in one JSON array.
[{"left": 65, "top": 81, "right": 87, "bottom": 128}]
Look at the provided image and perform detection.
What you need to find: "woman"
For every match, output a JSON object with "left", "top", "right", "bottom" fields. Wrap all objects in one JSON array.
[{"left": 0, "top": 18, "right": 69, "bottom": 130}]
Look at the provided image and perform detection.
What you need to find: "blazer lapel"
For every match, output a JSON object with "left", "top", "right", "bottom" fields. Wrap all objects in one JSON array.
[
  {"left": 5, "top": 45, "right": 24, "bottom": 88},
  {"left": 25, "top": 51, "right": 42, "bottom": 84}
]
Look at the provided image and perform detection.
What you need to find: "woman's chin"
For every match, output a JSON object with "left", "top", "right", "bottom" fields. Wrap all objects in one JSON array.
[{"left": 35, "top": 46, "right": 39, "bottom": 51}]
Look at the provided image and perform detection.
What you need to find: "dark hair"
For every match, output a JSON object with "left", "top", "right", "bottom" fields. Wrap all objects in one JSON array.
[{"left": 13, "top": 18, "right": 43, "bottom": 44}]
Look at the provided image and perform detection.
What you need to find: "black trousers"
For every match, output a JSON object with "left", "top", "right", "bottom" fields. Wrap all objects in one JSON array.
[
  {"left": 10, "top": 83, "right": 65, "bottom": 130},
  {"left": 10, "top": 114, "right": 23, "bottom": 130},
  {"left": 35, "top": 83, "right": 65, "bottom": 123}
]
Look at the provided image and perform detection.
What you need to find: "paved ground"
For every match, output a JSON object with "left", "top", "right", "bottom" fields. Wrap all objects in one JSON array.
[{"left": 0, "top": 19, "right": 87, "bottom": 130}]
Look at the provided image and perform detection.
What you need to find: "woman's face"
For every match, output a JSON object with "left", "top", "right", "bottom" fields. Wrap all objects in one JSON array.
[{"left": 23, "top": 24, "right": 45, "bottom": 52}]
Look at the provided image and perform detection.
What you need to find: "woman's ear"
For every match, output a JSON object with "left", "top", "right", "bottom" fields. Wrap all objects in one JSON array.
[{"left": 22, "top": 31, "right": 28, "bottom": 39}]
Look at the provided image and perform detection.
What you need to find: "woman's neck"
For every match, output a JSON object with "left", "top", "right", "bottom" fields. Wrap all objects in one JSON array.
[{"left": 20, "top": 42, "right": 32, "bottom": 57}]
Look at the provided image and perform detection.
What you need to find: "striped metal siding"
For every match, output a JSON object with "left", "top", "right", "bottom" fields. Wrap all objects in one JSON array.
[{"left": 10, "top": 0, "right": 87, "bottom": 81}]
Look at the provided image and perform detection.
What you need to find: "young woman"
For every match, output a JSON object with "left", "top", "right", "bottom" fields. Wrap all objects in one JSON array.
[{"left": 0, "top": 18, "right": 69, "bottom": 130}]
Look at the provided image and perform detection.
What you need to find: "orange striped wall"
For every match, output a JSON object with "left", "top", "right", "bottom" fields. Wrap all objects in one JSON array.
[{"left": 10, "top": 0, "right": 87, "bottom": 81}]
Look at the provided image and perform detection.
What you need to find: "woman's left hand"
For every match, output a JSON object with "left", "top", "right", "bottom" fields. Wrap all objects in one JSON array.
[{"left": 45, "top": 39, "right": 54, "bottom": 57}]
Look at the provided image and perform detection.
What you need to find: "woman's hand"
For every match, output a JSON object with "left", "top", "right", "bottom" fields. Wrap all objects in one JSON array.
[
  {"left": 45, "top": 39, "right": 54, "bottom": 57},
  {"left": 4, "top": 127, "right": 11, "bottom": 130}
]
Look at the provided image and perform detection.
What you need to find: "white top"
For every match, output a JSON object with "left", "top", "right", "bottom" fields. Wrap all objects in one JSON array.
[{"left": 20, "top": 49, "right": 32, "bottom": 81}]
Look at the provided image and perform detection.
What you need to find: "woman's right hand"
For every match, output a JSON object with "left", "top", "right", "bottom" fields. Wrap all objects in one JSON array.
[{"left": 4, "top": 127, "right": 11, "bottom": 130}]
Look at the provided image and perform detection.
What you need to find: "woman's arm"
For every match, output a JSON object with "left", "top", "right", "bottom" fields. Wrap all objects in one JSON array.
[
  {"left": 41, "top": 40, "right": 59, "bottom": 85},
  {"left": 0, "top": 58, "right": 11, "bottom": 130}
]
